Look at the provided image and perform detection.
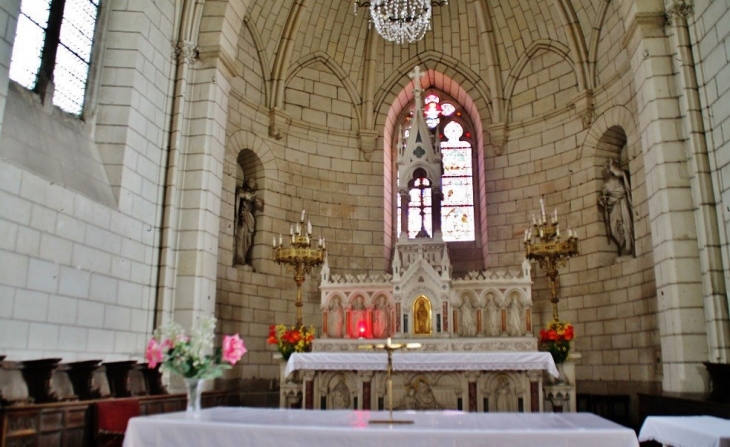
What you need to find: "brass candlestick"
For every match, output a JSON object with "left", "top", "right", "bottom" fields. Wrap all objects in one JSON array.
[
  {"left": 359, "top": 338, "right": 421, "bottom": 425},
  {"left": 524, "top": 200, "right": 579, "bottom": 321},
  {"left": 273, "top": 210, "right": 327, "bottom": 328}
]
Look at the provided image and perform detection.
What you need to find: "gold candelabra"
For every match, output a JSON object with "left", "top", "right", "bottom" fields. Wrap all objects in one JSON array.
[
  {"left": 523, "top": 199, "right": 579, "bottom": 321},
  {"left": 359, "top": 338, "right": 421, "bottom": 425},
  {"left": 273, "top": 210, "right": 327, "bottom": 328}
]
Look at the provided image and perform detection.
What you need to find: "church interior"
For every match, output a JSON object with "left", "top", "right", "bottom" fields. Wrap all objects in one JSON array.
[{"left": 1, "top": 0, "right": 729, "bottom": 442}]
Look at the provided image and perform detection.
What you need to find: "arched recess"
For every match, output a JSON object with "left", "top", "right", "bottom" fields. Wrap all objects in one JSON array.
[
  {"left": 503, "top": 40, "right": 577, "bottom": 123},
  {"left": 579, "top": 105, "right": 639, "bottom": 161},
  {"left": 224, "top": 131, "right": 280, "bottom": 272},
  {"left": 381, "top": 68, "right": 488, "bottom": 272},
  {"left": 285, "top": 51, "right": 363, "bottom": 129}
]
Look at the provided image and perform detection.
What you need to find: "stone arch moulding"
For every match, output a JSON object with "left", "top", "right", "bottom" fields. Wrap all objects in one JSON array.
[
  {"left": 242, "top": 12, "right": 272, "bottom": 107},
  {"left": 578, "top": 105, "right": 639, "bottom": 160},
  {"left": 226, "top": 130, "right": 280, "bottom": 181},
  {"left": 196, "top": 0, "right": 249, "bottom": 79},
  {"left": 503, "top": 39, "right": 576, "bottom": 124},
  {"left": 285, "top": 51, "right": 364, "bottom": 130}
]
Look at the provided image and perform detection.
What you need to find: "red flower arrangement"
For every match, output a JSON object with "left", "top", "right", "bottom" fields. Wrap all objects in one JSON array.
[
  {"left": 539, "top": 319, "right": 574, "bottom": 364},
  {"left": 267, "top": 324, "right": 315, "bottom": 360}
]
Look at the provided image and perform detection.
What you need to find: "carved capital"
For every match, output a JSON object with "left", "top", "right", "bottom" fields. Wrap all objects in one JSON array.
[
  {"left": 666, "top": 0, "right": 693, "bottom": 25},
  {"left": 173, "top": 40, "right": 198, "bottom": 65},
  {"left": 486, "top": 122, "right": 508, "bottom": 155},
  {"left": 269, "top": 107, "right": 291, "bottom": 140},
  {"left": 359, "top": 129, "right": 379, "bottom": 161},
  {"left": 571, "top": 89, "right": 594, "bottom": 129}
]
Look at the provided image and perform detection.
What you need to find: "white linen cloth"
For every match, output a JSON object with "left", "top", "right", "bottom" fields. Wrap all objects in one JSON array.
[
  {"left": 284, "top": 351, "right": 559, "bottom": 378},
  {"left": 638, "top": 416, "right": 730, "bottom": 447},
  {"left": 123, "top": 407, "right": 639, "bottom": 447}
]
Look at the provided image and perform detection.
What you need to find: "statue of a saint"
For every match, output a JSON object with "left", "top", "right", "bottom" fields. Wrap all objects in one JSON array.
[
  {"left": 507, "top": 295, "right": 523, "bottom": 336},
  {"left": 349, "top": 296, "right": 367, "bottom": 338},
  {"left": 486, "top": 295, "right": 501, "bottom": 337},
  {"left": 598, "top": 159, "right": 634, "bottom": 256},
  {"left": 400, "top": 386, "right": 418, "bottom": 410},
  {"left": 372, "top": 296, "right": 390, "bottom": 338},
  {"left": 331, "top": 378, "right": 351, "bottom": 409},
  {"left": 495, "top": 376, "right": 514, "bottom": 412},
  {"left": 327, "top": 296, "right": 345, "bottom": 338},
  {"left": 234, "top": 178, "right": 263, "bottom": 266},
  {"left": 414, "top": 298, "right": 431, "bottom": 335},
  {"left": 459, "top": 296, "right": 477, "bottom": 337}
]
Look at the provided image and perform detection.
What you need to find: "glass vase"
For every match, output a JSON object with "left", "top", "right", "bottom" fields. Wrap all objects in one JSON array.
[{"left": 184, "top": 378, "right": 203, "bottom": 413}]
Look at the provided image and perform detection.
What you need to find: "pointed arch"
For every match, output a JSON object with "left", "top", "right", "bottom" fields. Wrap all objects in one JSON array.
[
  {"left": 551, "top": 0, "right": 591, "bottom": 90},
  {"left": 588, "top": 0, "right": 614, "bottom": 87},
  {"left": 270, "top": 0, "right": 310, "bottom": 109},
  {"left": 285, "top": 51, "right": 363, "bottom": 129},
  {"left": 503, "top": 39, "right": 574, "bottom": 122}
]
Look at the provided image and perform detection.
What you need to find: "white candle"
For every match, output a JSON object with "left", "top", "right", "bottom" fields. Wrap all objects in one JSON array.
[
  {"left": 301, "top": 209, "right": 306, "bottom": 221},
  {"left": 296, "top": 222, "right": 301, "bottom": 234},
  {"left": 279, "top": 234, "right": 283, "bottom": 246},
  {"left": 540, "top": 199, "right": 546, "bottom": 219},
  {"left": 323, "top": 237, "right": 326, "bottom": 248},
  {"left": 532, "top": 214, "right": 536, "bottom": 225},
  {"left": 556, "top": 227, "right": 560, "bottom": 237},
  {"left": 387, "top": 337, "right": 391, "bottom": 347},
  {"left": 290, "top": 225, "right": 293, "bottom": 235},
  {"left": 272, "top": 236, "right": 276, "bottom": 247},
  {"left": 307, "top": 220, "right": 312, "bottom": 234},
  {"left": 524, "top": 229, "right": 528, "bottom": 241},
  {"left": 554, "top": 208, "right": 558, "bottom": 222}
]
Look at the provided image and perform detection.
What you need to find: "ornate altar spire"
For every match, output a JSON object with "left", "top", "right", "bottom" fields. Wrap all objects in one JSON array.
[{"left": 396, "top": 66, "right": 442, "bottom": 193}]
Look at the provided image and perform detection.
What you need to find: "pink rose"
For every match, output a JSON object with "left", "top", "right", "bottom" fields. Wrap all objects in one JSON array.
[
  {"left": 222, "top": 334, "right": 247, "bottom": 364},
  {"left": 145, "top": 338, "right": 164, "bottom": 368}
]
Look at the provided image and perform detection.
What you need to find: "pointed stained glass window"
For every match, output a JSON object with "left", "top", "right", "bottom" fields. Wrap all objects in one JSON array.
[{"left": 396, "top": 94, "right": 476, "bottom": 242}]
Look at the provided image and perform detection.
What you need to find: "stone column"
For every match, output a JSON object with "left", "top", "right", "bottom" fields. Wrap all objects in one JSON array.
[
  {"left": 622, "top": 0, "right": 709, "bottom": 392},
  {"left": 465, "top": 372, "right": 480, "bottom": 412},
  {"left": 303, "top": 371, "right": 315, "bottom": 410},
  {"left": 359, "top": 371, "right": 374, "bottom": 410}
]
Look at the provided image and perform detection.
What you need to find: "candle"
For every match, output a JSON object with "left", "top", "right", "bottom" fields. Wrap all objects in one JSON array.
[
  {"left": 556, "top": 227, "right": 560, "bottom": 237},
  {"left": 279, "top": 234, "right": 283, "bottom": 246},
  {"left": 387, "top": 337, "right": 392, "bottom": 346},
  {"left": 296, "top": 222, "right": 301, "bottom": 234},
  {"left": 532, "top": 214, "right": 536, "bottom": 225},
  {"left": 323, "top": 237, "right": 326, "bottom": 248},
  {"left": 540, "top": 198, "right": 546, "bottom": 219},
  {"left": 272, "top": 236, "right": 276, "bottom": 247},
  {"left": 301, "top": 209, "right": 306, "bottom": 221},
  {"left": 554, "top": 208, "right": 558, "bottom": 222},
  {"left": 307, "top": 220, "right": 312, "bottom": 234},
  {"left": 524, "top": 229, "right": 528, "bottom": 241},
  {"left": 290, "top": 225, "right": 293, "bottom": 235}
]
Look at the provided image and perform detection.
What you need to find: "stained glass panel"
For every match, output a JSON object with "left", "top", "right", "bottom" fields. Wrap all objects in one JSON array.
[
  {"left": 442, "top": 177, "right": 474, "bottom": 206},
  {"left": 442, "top": 207, "right": 475, "bottom": 241},
  {"left": 443, "top": 148, "right": 472, "bottom": 176}
]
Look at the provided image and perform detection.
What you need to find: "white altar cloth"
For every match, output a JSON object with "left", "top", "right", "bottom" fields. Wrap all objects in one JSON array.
[
  {"left": 123, "top": 407, "right": 638, "bottom": 447},
  {"left": 284, "top": 351, "right": 559, "bottom": 378},
  {"left": 638, "top": 416, "right": 730, "bottom": 447}
]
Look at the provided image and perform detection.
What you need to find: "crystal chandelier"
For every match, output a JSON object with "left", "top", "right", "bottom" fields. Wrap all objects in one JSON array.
[{"left": 354, "top": 0, "right": 448, "bottom": 45}]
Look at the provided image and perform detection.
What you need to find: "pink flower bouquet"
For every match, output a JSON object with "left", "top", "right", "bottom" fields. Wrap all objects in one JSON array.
[{"left": 145, "top": 316, "right": 246, "bottom": 379}]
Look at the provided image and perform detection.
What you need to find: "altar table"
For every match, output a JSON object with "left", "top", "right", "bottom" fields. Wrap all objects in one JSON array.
[
  {"left": 638, "top": 416, "right": 730, "bottom": 447},
  {"left": 123, "top": 407, "right": 639, "bottom": 447},
  {"left": 284, "top": 351, "right": 559, "bottom": 378}
]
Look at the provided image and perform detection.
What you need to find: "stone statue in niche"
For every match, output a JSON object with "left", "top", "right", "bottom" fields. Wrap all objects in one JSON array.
[
  {"left": 485, "top": 294, "right": 501, "bottom": 337},
  {"left": 507, "top": 294, "right": 523, "bottom": 336},
  {"left": 494, "top": 375, "right": 515, "bottom": 412},
  {"left": 233, "top": 178, "right": 263, "bottom": 267},
  {"left": 459, "top": 295, "right": 477, "bottom": 337},
  {"left": 372, "top": 296, "right": 391, "bottom": 339},
  {"left": 331, "top": 378, "right": 351, "bottom": 409},
  {"left": 327, "top": 296, "right": 345, "bottom": 338},
  {"left": 349, "top": 296, "right": 367, "bottom": 338},
  {"left": 598, "top": 158, "right": 634, "bottom": 256}
]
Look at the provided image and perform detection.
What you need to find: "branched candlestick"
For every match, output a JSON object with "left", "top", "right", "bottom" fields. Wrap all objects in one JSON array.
[
  {"left": 359, "top": 338, "right": 421, "bottom": 425},
  {"left": 273, "top": 210, "right": 327, "bottom": 328},
  {"left": 524, "top": 199, "right": 579, "bottom": 321}
]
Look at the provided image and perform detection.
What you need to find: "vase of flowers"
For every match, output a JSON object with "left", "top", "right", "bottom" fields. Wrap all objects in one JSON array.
[
  {"left": 539, "top": 319, "right": 574, "bottom": 364},
  {"left": 267, "top": 324, "right": 315, "bottom": 360},
  {"left": 145, "top": 316, "right": 246, "bottom": 412}
]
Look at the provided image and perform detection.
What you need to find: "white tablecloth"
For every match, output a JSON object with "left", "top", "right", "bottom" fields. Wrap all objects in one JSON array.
[
  {"left": 638, "top": 416, "right": 730, "bottom": 447},
  {"left": 123, "top": 407, "right": 638, "bottom": 447},
  {"left": 285, "top": 351, "right": 559, "bottom": 378}
]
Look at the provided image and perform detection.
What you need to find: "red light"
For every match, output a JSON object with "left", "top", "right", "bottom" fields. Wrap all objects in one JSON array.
[{"left": 465, "top": 132, "right": 471, "bottom": 138}]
